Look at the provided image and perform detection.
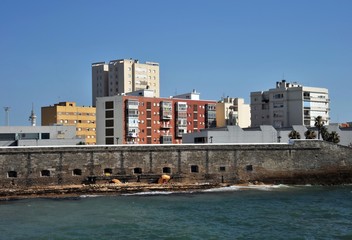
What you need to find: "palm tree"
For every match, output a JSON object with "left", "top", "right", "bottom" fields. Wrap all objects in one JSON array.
[
  {"left": 320, "top": 126, "right": 329, "bottom": 141},
  {"left": 314, "top": 116, "right": 325, "bottom": 140},
  {"left": 289, "top": 130, "right": 301, "bottom": 139},
  {"left": 304, "top": 129, "right": 317, "bottom": 139},
  {"left": 327, "top": 131, "right": 340, "bottom": 144}
]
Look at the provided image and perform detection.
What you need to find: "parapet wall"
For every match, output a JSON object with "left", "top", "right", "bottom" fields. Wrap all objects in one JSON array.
[{"left": 0, "top": 140, "right": 352, "bottom": 188}]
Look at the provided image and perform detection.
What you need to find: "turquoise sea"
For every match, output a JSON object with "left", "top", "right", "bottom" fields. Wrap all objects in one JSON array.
[{"left": 0, "top": 185, "right": 351, "bottom": 240}]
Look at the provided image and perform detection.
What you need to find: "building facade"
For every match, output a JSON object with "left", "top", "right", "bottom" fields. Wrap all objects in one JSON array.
[
  {"left": 41, "top": 102, "right": 96, "bottom": 145},
  {"left": 0, "top": 125, "right": 81, "bottom": 146},
  {"left": 182, "top": 124, "right": 352, "bottom": 146},
  {"left": 250, "top": 80, "right": 329, "bottom": 128},
  {"left": 96, "top": 90, "right": 216, "bottom": 145},
  {"left": 92, "top": 58, "right": 160, "bottom": 106},
  {"left": 216, "top": 97, "right": 251, "bottom": 128}
]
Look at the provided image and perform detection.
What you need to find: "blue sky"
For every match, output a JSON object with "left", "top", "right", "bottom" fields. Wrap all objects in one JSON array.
[{"left": 1, "top": 0, "right": 351, "bottom": 126}]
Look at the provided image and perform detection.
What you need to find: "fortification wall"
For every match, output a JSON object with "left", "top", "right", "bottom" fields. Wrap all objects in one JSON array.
[{"left": 0, "top": 140, "right": 352, "bottom": 188}]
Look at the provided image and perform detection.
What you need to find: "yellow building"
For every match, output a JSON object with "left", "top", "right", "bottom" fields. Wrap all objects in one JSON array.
[
  {"left": 41, "top": 102, "right": 96, "bottom": 145},
  {"left": 216, "top": 97, "right": 251, "bottom": 128}
]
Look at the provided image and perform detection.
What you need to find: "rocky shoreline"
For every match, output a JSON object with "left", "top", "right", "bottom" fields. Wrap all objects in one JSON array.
[{"left": 0, "top": 183, "right": 226, "bottom": 201}]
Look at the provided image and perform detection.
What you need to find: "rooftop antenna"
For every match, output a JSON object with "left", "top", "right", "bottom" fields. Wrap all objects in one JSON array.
[
  {"left": 4, "top": 107, "right": 10, "bottom": 126},
  {"left": 29, "top": 103, "right": 37, "bottom": 126},
  {"left": 282, "top": 72, "right": 285, "bottom": 80}
]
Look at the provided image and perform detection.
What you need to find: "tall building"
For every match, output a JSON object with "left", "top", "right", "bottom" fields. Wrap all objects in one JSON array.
[
  {"left": 216, "top": 97, "right": 251, "bottom": 128},
  {"left": 92, "top": 58, "right": 160, "bottom": 106},
  {"left": 96, "top": 89, "right": 216, "bottom": 145},
  {"left": 41, "top": 102, "right": 96, "bottom": 145},
  {"left": 250, "top": 80, "right": 330, "bottom": 128}
]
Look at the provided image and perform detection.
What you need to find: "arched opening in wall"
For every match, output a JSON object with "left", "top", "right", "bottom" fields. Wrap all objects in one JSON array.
[
  {"left": 104, "top": 168, "right": 113, "bottom": 176},
  {"left": 73, "top": 169, "right": 82, "bottom": 176},
  {"left": 163, "top": 167, "right": 171, "bottom": 174},
  {"left": 246, "top": 165, "right": 253, "bottom": 171},
  {"left": 191, "top": 165, "right": 199, "bottom": 173},
  {"left": 7, "top": 171, "right": 17, "bottom": 178},
  {"left": 41, "top": 170, "right": 50, "bottom": 177},
  {"left": 134, "top": 167, "right": 142, "bottom": 174}
]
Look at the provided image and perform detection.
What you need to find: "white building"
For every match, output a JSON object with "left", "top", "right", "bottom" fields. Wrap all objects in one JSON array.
[
  {"left": 182, "top": 124, "right": 352, "bottom": 146},
  {"left": 250, "top": 80, "right": 329, "bottom": 128},
  {"left": 92, "top": 58, "right": 160, "bottom": 106},
  {"left": 0, "top": 125, "right": 83, "bottom": 146}
]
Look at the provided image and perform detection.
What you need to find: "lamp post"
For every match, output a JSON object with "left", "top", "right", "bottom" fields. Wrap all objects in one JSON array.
[{"left": 277, "top": 131, "right": 281, "bottom": 143}]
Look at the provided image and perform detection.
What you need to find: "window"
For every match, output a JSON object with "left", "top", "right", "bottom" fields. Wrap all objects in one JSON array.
[
  {"left": 105, "top": 137, "right": 114, "bottom": 145},
  {"left": 246, "top": 165, "right": 253, "bottom": 171},
  {"left": 106, "top": 120, "right": 114, "bottom": 127},
  {"left": 105, "top": 110, "right": 114, "bottom": 118},
  {"left": 134, "top": 167, "right": 142, "bottom": 174},
  {"left": 219, "top": 167, "right": 226, "bottom": 172},
  {"left": 7, "top": 171, "right": 17, "bottom": 178},
  {"left": 163, "top": 167, "right": 171, "bottom": 174},
  {"left": 191, "top": 165, "right": 199, "bottom": 173},
  {"left": 41, "top": 170, "right": 50, "bottom": 177},
  {"left": 73, "top": 169, "right": 82, "bottom": 176},
  {"left": 105, "top": 128, "right": 114, "bottom": 136},
  {"left": 41, "top": 133, "right": 50, "bottom": 139},
  {"left": 105, "top": 101, "right": 114, "bottom": 109}
]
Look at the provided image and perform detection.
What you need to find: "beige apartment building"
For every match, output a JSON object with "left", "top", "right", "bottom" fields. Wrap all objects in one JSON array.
[
  {"left": 250, "top": 80, "right": 330, "bottom": 128},
  {"left": 216, "top": 97, "right": 251, "bottom": 128},
  {"left": 41, "top": 102, "right": 96, "bottom": 145},
  {"left": 92, "top": 58, "right": 160, "bottom": 106}
]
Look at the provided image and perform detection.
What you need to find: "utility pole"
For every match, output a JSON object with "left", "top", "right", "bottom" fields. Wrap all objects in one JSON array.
[{"left": 4, "top": 107, "right": 10, "bottom": 126}]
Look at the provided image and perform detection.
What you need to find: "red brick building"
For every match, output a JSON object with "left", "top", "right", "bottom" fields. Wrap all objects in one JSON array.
[{"left": 96, "top": 90, "right": 216, "bottom": 144}]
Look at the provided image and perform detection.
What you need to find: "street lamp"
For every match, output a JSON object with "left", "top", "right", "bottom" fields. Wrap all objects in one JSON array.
[{"left": 277, "top": 131, "right": 281, "bottom": 143}]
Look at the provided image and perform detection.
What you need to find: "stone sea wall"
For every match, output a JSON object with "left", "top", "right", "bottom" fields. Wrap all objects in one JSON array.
[{"left": 0, "top": 140, "right": 352, "bottom": 188}]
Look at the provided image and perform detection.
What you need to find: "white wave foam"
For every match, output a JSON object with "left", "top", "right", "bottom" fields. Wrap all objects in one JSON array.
[
  {"left": 80, "top": 194, "right": 103, "bottom": 198},
  {"left": 203, "top": 184, "right": 291, "bottom": 193},
  {"left": 122, "top": 191, "right": 174, "bottom": 196}
]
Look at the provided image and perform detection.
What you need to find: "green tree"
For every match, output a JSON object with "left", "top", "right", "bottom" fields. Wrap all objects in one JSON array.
[
  {"left": 320, "top": 126, "right": 329, "bottom": 141},
  {"left": 314, "top": 116, "right": 325, "bottom": 140},
  {"left": 304, "top": 129, "right": 317, "bottom": 139},
  {"left": 326, "top": 131, "right": 340, "bottom": 144},
  {"left": 289, "top": 130, "right": 301, "bottom": 139}
]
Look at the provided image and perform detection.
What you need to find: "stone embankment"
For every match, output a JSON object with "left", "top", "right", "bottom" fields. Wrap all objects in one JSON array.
[{"left": 0, "top": 140, "right": 352, "bottom": 200}]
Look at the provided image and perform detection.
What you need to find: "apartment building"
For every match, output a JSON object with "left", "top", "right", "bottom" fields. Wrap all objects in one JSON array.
[
  {"left": 216, "top": 97, "right": 251, "bottom": 128},
  {"left": 250, "top": 80, "right": 329, "bottom": 128},
  {"left": 96, "top": 90, "right": 216, "bottom": 145},
  {"left": 92, "top": 58, "right": 160, "bottom": 106},
  {"left": 41, "top": 102, "right": 96, "bottom": 145}
]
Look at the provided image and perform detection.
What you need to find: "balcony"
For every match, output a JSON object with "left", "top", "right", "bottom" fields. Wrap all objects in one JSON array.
[
  {"left": 160, "top": 123, "right": 172, "bottom": 129},
  {"left": 127, "top": 132, "right": 138, "bottom": 138},
  {"left": 161, "top": 114, "right": 172, "bottom": 120}
]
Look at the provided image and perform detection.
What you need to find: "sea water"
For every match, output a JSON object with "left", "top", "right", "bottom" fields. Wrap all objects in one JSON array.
[{"left": 0, "top": 185, "right": 351, "bottom": 240}]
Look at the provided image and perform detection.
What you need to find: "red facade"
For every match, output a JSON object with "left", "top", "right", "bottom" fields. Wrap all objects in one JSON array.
[{"left": 122, "top": 96, "right": 216, "bottom": 144}]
